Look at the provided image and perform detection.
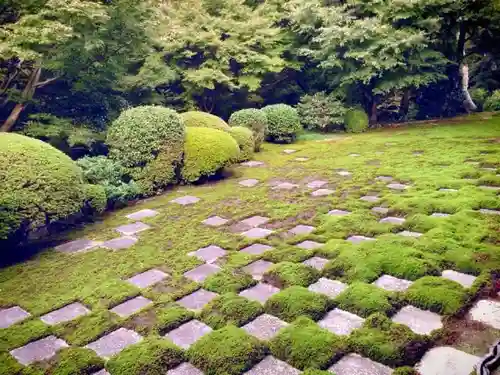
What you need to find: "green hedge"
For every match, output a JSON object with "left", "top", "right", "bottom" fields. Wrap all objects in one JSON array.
[
  {"left": 227, "top": 127, "right": 254, "bottom": 162},
  {"left": 344, "top": 109, "right": 369, "bottom": 133},
  {"left": 261, "top": 104, "right": 301, "bottom": 143},
  {"left": 182, "top": 111, "right": 230, "bottom": 131},
  {"left": 484, "top": 90, "right": 500, "bottom": 112},
  {"left": 229, "top": 109, "right": 267, "bottom": 151}
]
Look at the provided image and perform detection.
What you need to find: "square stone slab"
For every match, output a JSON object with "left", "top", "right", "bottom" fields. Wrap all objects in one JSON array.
[
  {"left": 307, "top": 180, "right": 328, "bottom": 189},
  {"left": 387, "top": 183, "right": 409, "bottom": 190},
  {"left": 40, "top": 302, "right": 90, "bottom": 325},
  {"left": 337, "top": 171, "right": 352, "bottom": 177},
  {"left": 242, "top": 314, "right": 288, "bottom": 341},
  {"left": 10, "top": 336, "right": 69, "bottom": 365},
  {"left": 242, "top": 161, "right": 265, "bottom": 167},
  {"left": 283, "top": 149, "right": 297, "bottom": 154},
  {"left": 110, "top": 296, "right": 152, "bottom": 317},
  {"left": 479, "top": 185, "right": 500, "bottom": 191},
  {"left": 0, "top": 306, "right": 30, "bottom": 328},
  {"left": 177, "top": 289, "right": 218, "bottom": 311},
  {"left": 296, "top": 240, "right": 324, "bottom": 250},
  {"left": 479, "top": 208, "right": 500, "bottom": 215},
  {"left": 272, "top": 182, "right": 299, "bottom": 190},
  {"left": 416, "top": 346, "right": 480, "bottom": 375},
  {"left": 347, "top": 235, "right": 375, "bottom": 243},
  {"left": 188, "top": 245, "right": 227, "bottom": 264},
  {"left": 92, "top": 370, "right": 110, "bottom": 375},
  {"left": 398, "top": 230, "right": 423, "bottom": 238},
  {"left": 328, "top": 209, "right": 350, "bottom": 216},
  {"left": 166, "top": 320, "right": 212, "bottom": 349},
  {"left": 55, "top": 239, "right": 99, "bottom": 253},
  {"left": 126, "top": 209, "right": 158, "bottom": 220},
  {"left": 245, "top": 356, "right": 301, "bottom": 375},
  {"left": 183, "top": 264, "right": 221, "bottom": 283},
  {"left": 303, "top": 256, "right": 329, "bottom": 271},
  {"left": 295, "top": 157, "right": 309, "bottom": 162},
  {"left": 360, "top": 195, "right": 380, "bottom": 202},
  {"left": 101, "top": 236, "right": 138, "bottom": 250},
  {"left": 240, "top": 244, "right": 274, "bottom": 256},
  {"left": 329, "top": 353, "right": 393, "bottom": 375},
  {"left": 289, "top": 225, "right": 315, "bottom": 235},
  {"left": 376, "top": 176, "right": 393, "bottom": 182},
  {"left": 312, "top": 188, "right": 335, "bottom": 197},
  {"left": 349, "top": 153, "right": 360, "bottom": 157},
  {"left": 170, "top": 195, "right": 200, "bottom": 205},
  {"left": 239, "top": 283, "right": 280, "bottom": 304},
  {"left": 431, "top": 212, "right": 450, "bottom": 217},
  {"left": 239, "top": 179, "right": 259, "bottom": 187},
  {"left": 372, "top": 207, "right": 389, "bottom": 214},
  {"left": 85, "top": 328, "right": 142, "bottom": 359},
  {"left": 439, "top": 188, "right": 458, "bottom": 192},
  {"left": 469, "top": 300, "right": 500, "bottom": 329},
  {"left": 442, "top": 270, "right": 476, "bottom": 288},
  {"left": 115, "top": 222, "right": 151, "bottom": 236},
  {"left": 241, "top": 228, "right": 274, "bottom": 239},
  {"left": 308, "top": 277, "right": 347, "bottom": 298},
  {"left": 392, "top": 306, "right": 443, "bottom": 335},
  {"left": 243, "top": 260, "right": 274, "bottom": 281},
  {"left": 167, "top": 363, "right": 204, "bottom": 375},
  {"left": 319, "top": 308, "right": 365, "bottom": 335},
  {"left": 379, "top": 217, "right": 405, "bottom": 225},
  {"left": 373, "top": 275, "right": 413, "bottom": 292},
  {"left": 127, "top": 269, "right": 168, "bottom": 288},
  {"left": 202, "top": 216, "right": 229, "bottom": 227},
  {"left": 240, "top": 216, "right": 270, "bottom": 228}
]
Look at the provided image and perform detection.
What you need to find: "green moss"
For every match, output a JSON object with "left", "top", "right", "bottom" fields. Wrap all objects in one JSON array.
[
  {"left": 270, "top": 316, "right": 346, "bottom": 370},
  {"left": 106, "top": 336, "right": 184, "bottom": 375},
  {"left": 123, "top": 304, "right": 194, "bottom": 335},
  {"left": 302, "top": 370, "right": 333, "bottom": 375},
  {"left": 344, "top": 109, "right": 369, "bottom": 133},
  {"left": 81, "top": 280, "right": 140, "bottom": 310},
  {"left": 261, "top": 104, "right": 301, "bottom": 143},
  {"left": 203, "top": 270, "right": 256, "bottom": 294},
  {"left": 393, "top": 367, "right": 420, "bottom": 375},
  {"left": 27, "top": 347, "right": 104, "bottom": 375},
  {"left": 0, "top": 352, "right": 24, "bottom": 375},
  {"left": 265, "top": 286, "right": 332, "bottom": 322},
  {"left": 229, "top": 108, "right": 267, "bottom": 151},
  {"left": 263, "top": 261, "right": 320, "bottom": 288},
  {"left": 262, "top": 246, "right": 312, "bottom": 263},
  {"left": 200, "top": 293, "right": 263, "bottom": 329},
  {"left": 228, "top": 126, "right": 254, "bottom": 161},
  {"left": 181, "top": 111, "right": 230, "bottom": 131},
  {"left": 335, "top": 283, "right": 394, "bottom": 318},
  {"left": 188, "top": 325, "right": 266, "bottom": 375},
  {"left": 0, "top": 318, "right": 51, "bottom": 351}
]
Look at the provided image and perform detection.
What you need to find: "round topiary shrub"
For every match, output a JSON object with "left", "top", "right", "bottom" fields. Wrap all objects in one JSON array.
[
  {"left": 227, "top": 127, "right": 254, "bottom": 162},
  {"left": 344, "top": 108, "right": 369, "bottom": 133},
  {"left": 181, "top": 127, "right": 240, "bottom": 182},
  {"left": 0, "top": 133, "right": 88, "bottom": 246},
  {"left": 106, "top": 106, "right": 185, "bottom": 195},
  {"left": 297, "top": 92, "right": 348, "bottom": 132},
  {"left": 261, "top": 104, "right": 301, "bottom": 144},
  {"left": 181, "top": 111, "right": 230, "bottom": 131},
  {"left": 229, "top": 109, "right": 267, "bottom": 151}
]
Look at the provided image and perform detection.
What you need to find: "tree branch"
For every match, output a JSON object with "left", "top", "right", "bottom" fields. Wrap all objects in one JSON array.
[{"left": 35, "top": 75, "right": 61, "bottom": 88}]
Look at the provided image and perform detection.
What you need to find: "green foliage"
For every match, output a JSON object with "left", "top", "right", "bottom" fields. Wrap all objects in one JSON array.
[
  {"left": 27, "top": 347, "right": 104, "bottom": 375},
  {"left": 203, "top": 270, "right": 256, "bottom": 294},
  {"left": 228, "top": 109, "right": 268, "bottom": 151},
  {"left": 0, "top": 318, "right": 51, "bottom": 352},
  {"left": 263, "top": 261, "right": 320, "bottom": 288},
  {"left": 261, "top": 104, "right": 301, "bottom": 143},
  {"left": 302, "top": 370, "right": 333, "bottom": 375},
  {"left": 484, "top": 90, "right": 500, "bottom": 112},
  {"left": 153, "top": 305, "right": 194, "bottom": 334},
  {"left": 82, "top": 184, "right": 107, "bottom": 214},
  {"left": 470, "top": 88, "right": 489, "bottom": 111},
  {"left": 344, "top": 109, "right": 369, "bottom": 133},
  {"left": 335, "top": 283, "right": 393, "bottom": 318},
  {"left": 188, "top": 325, "right": 266, "bottom": 375},
  {"left": 181, "top": 111, "right": 230, "bottom": 131},
  {"left": 227, "top": 126, "right": 254, "bottom": 162},
  {"left": 262, "top": 246, "right": 312, "bottom": 263},
  {"left": 181, "top": 127, "right": 240, "bottom": 182},
  {"left": 270, "top": 316, "right": 346, "bottom": 370},
  {"left": 200, "top": 293, "right": 263, "bottom": 329},
  {"left": 297, "top": 92, "right": 348, "bottom": 132},
  {"left": 393, "top": 367, "right": 420, "bottom": 375}
]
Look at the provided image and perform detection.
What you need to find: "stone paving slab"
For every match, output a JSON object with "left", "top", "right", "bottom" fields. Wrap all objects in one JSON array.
[
  {"left": 295, "top": 157, "right": 309, "bottom": 162},
  {"left": 242, "top": 314, "right": 288, "bottom": 341},
  {"left": 347, "top": 235, "right": 376, "bottom": 243},
  {"left": 398, "top": 230, "right": 423, "bottom": 237},
  {"left": 431, "top": 213, "right": 450, "bottom": 217},
  {"left": 245, "top": 355, "right": 301, "bottom": 375},
  {"left": 85, "top": 328, "right": 142, "bottom": 359},
  {"left": 240, "top": 216, "right": 270, "bottom": 227},
  {"left": 376, "top": 176, "right": 393, "bottom": 182},
  {"left": 167, "top": 363, "right": 204, "bottom": 375},
  {"left": 319, "top": 308, "right": 365, "bottom": 336},
  {"left": 416, "top": 346, "right": 479, "bottom": 375},
  {"left": 170, "top": 196, "right": 200, "bottom": 205},
  {"left": 91, "top": 370, "right": 110, "bottom": 375},
  {"left": 116, "top": 222, "right": 151, "bottom": 236},
  {"left": 243, "top": 260, "right": 274, "bottom": 281},
  {"left": 183, "top": 264, "right": 221, "bottom": 283},
  {"left": 10, "top": 336, "right": 69, "bottom": 365},
  {"left": 0, "top": 306, "right": 30, "bottom": 328},
  {"left": 379, "top": 217, "right": 405, "bottom": 225},
  {"left": 308, "top": 277, "right": 347, "bottom": 299},
  {"left": 242, "top": 161, "right": 265, "bottom": 167},
  {"left": 479, "top": 185, "right": 500, "bottom": 191},
  {"left": 349, "top": 153, "right": 361, "bottom": 157},
  {"left": 469, "top": 300, "right": 500, "bottom": 329},
  {"left": 328, "top": 209, "right": 350, "bottom": 216},
  {"left": 302, "top": 256, "right": 329, "bottom": 271},
  {"left": 272, "top": 182, "right": 299, "bottom": 190},
  {"left": 110, "top": 296, "right": 152, "bottom": 317},
  {"left": 392, "top": 306, "right": 443, "bottom": 335},
  {"left": 296, "top": 240, "right": 324, "bottom": 249},
  {"left": 166, "top": 320, "right": 212, "bottom": 349},
  {"left": 312, "top": 188, "right": 335, "bottom": 197},
  {"left": 479, "top": 208, "right": 500, "bottom": 215},
  {"left": 283, "top": 149, "right": 297, "bottom": 154},
  {"left": 337, "top": 170, "right": 352, "bottom": 176},
  {"left": 289, "top": 225, "right": 315, "bottom": 235},
  {"left": 387, "top": 183, "right": 409, "bottom": 190},
  {"left": 239, "top": 283, "right": 280, "bottom": 304},
  {"left": 55, "top": 239, "right": 100, "bottom": 253},
  {"left": 101, "top": 236, "right": 138, "bottom": 250},
  {"left": 126, "top": 209, "right": 158, "bottom": 220},
  {"left": 373, "top": 275, "right": 413, "bottom": 292},
  {"left": 177, "top": 289, "right": 218, "bottom": 311},
  {"left": 307, "top": 180, "right": 328, "bottom": 189},
  {"left": 439, "top": 188, "right": 459, "bottom": 192},
  {"left": 240, "top": 244, "right": 274, "bottom": 255},
  {"left": 329, "top": 353, "right": 393, "bottom": 375},
  {"left": 239, "top": 179, "right": 260, "bottom": 187},
  {"left": 127, "top": 269, "right": 169, "bottom": 288},
  {"left": 241, "top": 228, "right": 274, "bottom": 239},
  {"left": 40, "top": 302, "right": 90, "bottom": 325},
  {"left": 202, "top": 216, "right": 229, "bottom": 227},
  {"left": 360, "top": 195, "right": 380, "bottom": 202},
  {"left": 441, "top": 270, "right": 476, "bottom": 288},
  {"left": 372, "top": 207, "right": 389, "bottom": 214},
  {"left": 188, "top": 245, "right": 227, "bottom": 264}
]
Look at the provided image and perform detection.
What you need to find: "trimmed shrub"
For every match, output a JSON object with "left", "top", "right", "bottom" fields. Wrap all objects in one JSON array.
[
  {"left": 484, "top": 90, "right": 500, "bottom": 112},
  {"left": 181, "top": 127, "right": 240, "bottom": 182},
  {"left": 0, "top": 133, "right": 88, "bottom": 247},
  {"left": 181, "top": 111, "right": 230, "bottom": 131},
  {"left": 227, "top": 126, "right": 254, "bottom": 162},
  {"left": 297, "top": 92, "right": 348, "bottom": 132},
  {"left": 263, "top": 261, "right": 320, "bottom": 288},
  {"left": 335, "top": 282, "right": 394, "bottom": 318},
  {"left": 470, "top": 88, "right": 488, "bottom": 111},
  {"left": 261, "top": 104, "right": 301, "bottom": 143},
  {"left": 344, "top": 108, "right": 369, "bottom": 133},
  {"left": 82, "top": 184, "right": 107, "bottom": 214},
  {"left": 203, "top": 270, "right": 256, "bottom": 294},
  {"left": 200, "top": 293, "right": 263, "bottom": 329},
  {"left": 229, "top": 109, "right": 267, "bottom": 151}
]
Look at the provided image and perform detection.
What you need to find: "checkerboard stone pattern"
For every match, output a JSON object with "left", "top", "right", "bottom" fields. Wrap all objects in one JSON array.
[
  {"left": 308, "top": 278, "right": 347, "bottom": 299},
  {"left": 167, "top": 363, "right": 204, "bottom": 375},
  {"left": 319, "top": 308, "right": 365, "bottom": 336},
  {"left": 202, "top": 216, "right": 229, "bottom": 227},
  {"left": 10, "top": 336, "right": 69, "bottom": 365},
  {"left": 0, "top": 306, "right": 30, "bottom": 328},
  {"left": 441, "top": 270, "right": 476, "bottom": 288},
  {"left": 416, "top": 346, "right": 480, "bottom": 375},
  {"left": 188, "top": 245, "right": 227, "bottom": 264},
  {"left": 239, "top": 283, "right": 280, "bottom": 304},
  {"left": 240, "top": 216, "right": 270, "bottom": 227},
  {"left": 373, "top": 275, "right": 413, "bottom": 292},
  {"left": 243, "top": 314, "right": 288, "bottom": 341},
  {"left": 166, "top": 320, "right": 212, "bottom": 349},
  {"left": 86, "top": 328, "right": 142, "bottom": 359},
  {"left": 126, "top": 209, "right": 158, "bottom": 220},
  {"left": 243, "top": 260, "right": 274, "bottom": 281},
  {"left": 101, "top": 236, "right": 138, "bottom": 250},
  {"left": 329, "top": 353, "right": 393, "bottom": 375},
  {"left": 55, "top": 239, "right": 100, "bottom": 253},
  {"left": 469, "top": 300, "right": 500, "bottom": 329},
  {"left": 40, "top": 302, "right": 90, "bottom": 325},
  {"left": 392, "top": 306, "right": 443, "bottom": 335},
  {"left": 127, "top": 269, "right": 168, "bottom": 288},
  {"left": 289, "top": 225, "right": 315, "bottom": 235},
  {"left": 239, "top": 179, "right": 260, "bottom": 187},
  {"left": 296, "top": 240, "right": 323, "bottom": 250},
  {"left": 303, "top": 256, "right": 329, "bottom": 271},
  {"left": 116, "top": 222, "right": 151, "bottom": 236},
  {"left": 183, "top": 264, "right": 221, "bottom": 283},
  {"left": 170, "top": 195, "right": 200, "bottom": 205},
  {"left": 240, "top": 244, "right": 273, "bottom": 255},
  {"left": 241, "top": 228, "right": 274, "bottom": 239},
  {"left": 177, "top": 289, "right": 218, "bottom": 311},
  {"left": 245, "top": 356, "right": 301, "bottom": 375},
  {"left": 110, "top": 296, "right": 152, "bottom": 317}
]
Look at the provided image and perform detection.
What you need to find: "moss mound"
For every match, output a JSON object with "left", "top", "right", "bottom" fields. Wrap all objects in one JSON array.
[
  {"left": 263, "top": 261, "right": 320, "bottom": 288},
  {"left": 344, "top": 108, "right": 369, "bottom": 133},
  {"left": 181, "top": 111, "right": 230, "bottom": 131},
  {"left": 203, "top": 270, "right": 256, "bottom": 294},
  {"left": 261, "top": 104, "right": 301, "bottom": 143},
  {"left": 200, "top": 293, "right": 263, "bottom": 329},
  {"left": 335, "top": 282, "right": 394, "bottom": 318},
  {"left": 229, "top": 109, "right": 267, "bottom": 151},
  {"left": 227, "top": 126, "right": 254, "bottom": 162}
]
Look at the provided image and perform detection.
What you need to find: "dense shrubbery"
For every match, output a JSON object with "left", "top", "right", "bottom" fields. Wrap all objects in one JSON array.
[
  {"left": 344, "top": 109, "right": 369, "bottom": 133},
  {"left": 484, "top": 90, "right": 500, "bottom": 112},
  {"left": 182, "top": 111, "right": 230, "bottom": 131},
  {"left": 229, "top": 109, "right": 267, "bottom": 151},
  {"left": 297, "top": 92, "right": 348, "bottom": 132},
  {"left": 261, "top": 104, "right": 301, "bottom": 143},
  {"left": 227, "top": 127, "right": 254, "bottom": 161},
  {"left": 470, "top": 88, "right": 488, "bottom": 111}
]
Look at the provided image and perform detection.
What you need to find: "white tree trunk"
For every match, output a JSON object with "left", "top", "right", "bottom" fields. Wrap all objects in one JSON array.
[{"left": 460, "top": 63, "right": 477, "bottom": 112}]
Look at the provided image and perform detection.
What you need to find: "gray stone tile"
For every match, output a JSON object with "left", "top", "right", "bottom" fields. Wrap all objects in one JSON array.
[
  {"left": 296, "top": 240, "right": 324, "bottom": 250},
  {"left": 127, "top": 269, "right": 168, "bottom": 288},
  {"left": 328, "top": 209, "right": 350, "bottom": 216},
  {"left": 337, "top": 170, "right": 352, "bottom": 177},
  {"left": 243, "top": 260, "right": 274, "bottom": 281},
  {"left": 115, "top": 222, "right": 151, "bottom": 236},
  {"left": 242, "top": 161, "right": 265, "bottom": 167},
  {"left": 188, "top": 245, "right": 227, "bottom": 264},
  {"left": 392, "top": 306, "right": 443, "bottom": 335},
  {"left": 85, "top": 328, "right": 142, "bottom": 359},
  {"left": 241, "top": 228, "right": 274, "bottom": 239},
  {"left": 10, "top": 336, "right": 69, "bottom": 365},
  {"left": 372, "top": 207, "right": 389, "bottom": 214},
  {"left": 55, "top": 239, "right": 100, "bottom": 253},
  {"left": 239, "top": 283, "right": 280, "bottom": 304},
  {"left": 479, "top": 208, "right": 500, "bottom": 215},
  {"left": 101, "top": 236, "right": 138, "bottom": 250},
  {"left": 272, "top": 182, "right": 299, "bottom": 190},
  {"left": 245, "top": 356, "right": 301, "bottom": 375},
  {"left": 239, "top": 179, "right": 260, "bottom": 187},
  {"left": 329, "top": 353, "right": 393, "bottom": 375},
  {"left": 312, "top": 188, "right": 335, "bottom": 197},
  {"left": 347, "top": 235, "right": 375, "bottom": 243},
  {"left": 295, "top": 157, "right": 309, "bottom": 162},
  {"left": 242, "top": 314, "right": 288, "bottom": 341},
  {"left": 469, "top": 300, "right": 500, "bottom": 329},
  {"left": 240, "top": 216, "right": 270, "bottom": 228},
  {"left": 398, "top": 230, "right": 423, "bottom": 238},
  {"left": 439, "top": 188, "right": 458, "bottom": 192},
  {"left": 319, "top": 308, "right": 365, "bottom": 336},
  {"left": 110, "top": 296, "right": 152, "bottom": 317},
  {"left": 373, "top": 275, "right": 413, "bottom": 292},
  {"left": 91, "top": 370, "right": 110, "bottom": 375},
  {"left": 165, "top": 320, "right": 212, "bottom": 349},
  {"left": 202, "top": 216, "right": 229, "bottom": 227},
  {"left": 349, "top": 153, "right": 361, "bottom": 157},
  {"left": 177, "top": 289, "right": 218, "bottom": 311},
  {"left": 40, "top": 302, "right": 90, "bottom": 325},
  {"left": 360, "top": 195, "right": 380, "bottom": 202},
  {"left": 167, "top": 363, "right": 204, "bottom": 375},
  {"left": 307, "top": 180, "right": 328, "bottom": 189},
  {"left": 431, "top": 212, "right": 450, "bottom": 217},
  {"left": 479, "top": 185, "right": 500, "bottom": 191},
  {"left": 283, "top": 149, "right": 297, "bottom": 154},
  {"left": 303, "top": 256, "right": 329, "bottom": 271},
  {"left": 442, "top": 270, "right": 476, "bottom": 288},
  {"left": 376, "top": 176, "right": 393, "bottom": 182},
  {"left": 308, "top": 277, "right": 347, "bottom": 299},
  {"left": 481, "top": 167, "right": 497, "bottom": 171},
  {"left": 183, "top": 264, "right": 221, "bottom": 283},
  {"left": 387, "top": 183, "right": 409, "bottom": 190},
  {"left": 126, "top": 209, "right": 158, "bottom": 220},
  {"left": 170, "top": 195, "right": 200, "bottom": 205},
  {"left": 416, "top": 346, "right": 479, "bottom": 375},
  {"left": 0, "top": 306, "right": 30, "bottom": 328},
  {"left": 289, "top": 225, "right": 315, "bottom": 235},
  {"left": 379, "top": 217, "right": 405, "bottom": 225},
  {"left": 240, "top": 244, "right": 274, "bottom": 256}
]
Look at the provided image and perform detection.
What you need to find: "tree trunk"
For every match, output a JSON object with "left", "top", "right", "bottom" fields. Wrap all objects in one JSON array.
[
  {"left": 399, "top": 89, "right": 411, "bottom": 120},
  {"left": 460, "top": 63, "right": 477, "bottom": 112},
  {"left": 0, "top": 103, "right": 25, "bottom": 132},
  {"left": 370, "top": 100, "right": 378, "bottom": 124}
]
